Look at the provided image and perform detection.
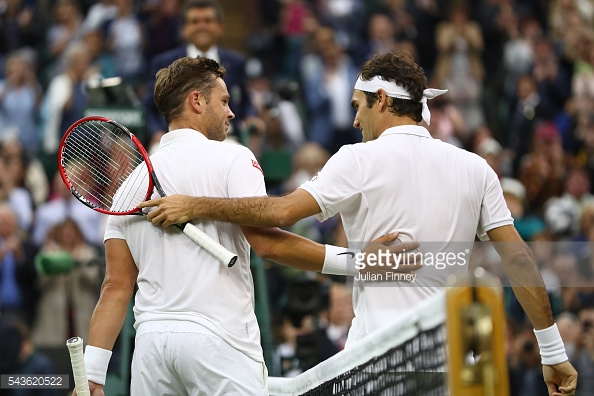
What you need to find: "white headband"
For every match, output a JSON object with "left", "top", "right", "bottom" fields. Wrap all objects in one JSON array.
[{"left": 354, "top": 76, "right": 448, "bottom": 125}]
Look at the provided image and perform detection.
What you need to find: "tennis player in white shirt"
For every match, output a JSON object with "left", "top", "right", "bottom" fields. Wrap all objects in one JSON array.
[
  {"left": 141, "top": 52, "right": 578, "bottom": 395},
  {"left": 77, "top": 56, "right": 418, "bottom": 396}
]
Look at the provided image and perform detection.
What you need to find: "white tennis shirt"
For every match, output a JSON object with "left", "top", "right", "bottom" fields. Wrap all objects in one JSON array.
[
  {"left": 300, "top": 125, "right": 513, "bottom": 347},
  {"left": 104, "top": 129, "right": 267, "bottom": 362}
]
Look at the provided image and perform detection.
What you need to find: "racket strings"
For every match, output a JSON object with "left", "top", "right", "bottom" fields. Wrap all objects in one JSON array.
[
  {"left": 66, "top": 123, "right": 136, "bottom": 192},
  {"left": 61, "top": 120, "right": 149, "bottom": 212}
]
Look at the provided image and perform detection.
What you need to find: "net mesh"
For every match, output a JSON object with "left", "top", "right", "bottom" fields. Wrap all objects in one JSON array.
[
  {"left": 60, "top": 119, "right": 149, "bottom": 212},
  {"left": 268, "top": 293, "right": 447, "bottom": 396}
]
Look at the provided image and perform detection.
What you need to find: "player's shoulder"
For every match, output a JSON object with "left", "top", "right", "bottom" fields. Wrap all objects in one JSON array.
[
  {"left": 222, "top": 141, "right": 258, "bottom": 162},
  {"left": 432, "top": 139, "right": 490, "bottom": 166},
  {"left": 202, "top": 139, "right": 258, "bottom": 165},
  {"left": 212, "top": 142, "right": 264, "bottom": 178}
]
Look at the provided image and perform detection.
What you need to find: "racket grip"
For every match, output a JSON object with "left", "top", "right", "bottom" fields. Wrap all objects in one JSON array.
[
  {"left": 66, "top": 337, "right": 91, "bottom": 396},
  {"left": 181, "top": 223, "right": 238, "bottom": 267}
]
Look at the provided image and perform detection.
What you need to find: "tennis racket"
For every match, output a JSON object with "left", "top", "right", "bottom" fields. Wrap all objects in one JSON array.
[
  {"left": 66, "top": 337, "right": 90, "bottom": 396},
  {"left": 58, "top": 116, "right": 238, "bottom": 267}
]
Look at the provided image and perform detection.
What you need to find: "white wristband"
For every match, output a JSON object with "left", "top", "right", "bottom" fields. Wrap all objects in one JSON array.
[
  {"left": 323, "top": 245, "right": 360, "bottom": 276},
  {"left": 84, "top": 345, "right": 112, "bottom": 385},
  {"left": 533, "top": 323, "right": 568, "bottom": 365}
]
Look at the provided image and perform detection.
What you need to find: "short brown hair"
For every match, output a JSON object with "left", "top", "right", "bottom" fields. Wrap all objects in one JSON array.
[
  {"left": 359, "top": 52, "right": 427, "bottom": 123},
  {"left": 183, "top": 0, "right": 224, "bottom": 23},
  {"left": 154, "top": 57, "right": 226, "bottom": 124}
]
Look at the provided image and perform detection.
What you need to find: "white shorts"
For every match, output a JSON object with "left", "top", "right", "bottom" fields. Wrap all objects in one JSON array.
[{"left": 131, "top": 321, "right": 268, "bottom": 396}]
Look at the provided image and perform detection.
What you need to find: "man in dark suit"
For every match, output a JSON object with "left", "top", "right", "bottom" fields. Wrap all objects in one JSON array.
[{"left": 144, "top": 0, "right": 254, "bottom": 146}]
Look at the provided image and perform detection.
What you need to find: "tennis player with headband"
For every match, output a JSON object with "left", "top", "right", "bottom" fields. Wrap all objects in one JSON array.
[{"left": 141, "top": 52, "right": 577, "bottom": 395}]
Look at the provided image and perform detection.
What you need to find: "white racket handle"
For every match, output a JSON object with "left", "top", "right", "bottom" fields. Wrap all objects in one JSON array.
[
  {"left": 182, "top": 223, "right": 238, "bottom": 267},
  {"left": 66, "top": 337, "right": 91, "bottom": 396}
]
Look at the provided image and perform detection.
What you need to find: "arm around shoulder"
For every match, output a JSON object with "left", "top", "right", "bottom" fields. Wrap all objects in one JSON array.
[{"left": 141, "top": 188, "right": 322, "bottom": 228}]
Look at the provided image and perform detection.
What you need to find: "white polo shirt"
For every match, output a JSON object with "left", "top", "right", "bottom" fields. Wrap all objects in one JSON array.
[
  {"left": 104, "top": 129, "right": 267, "bottom": 362},
  {"left": 300, "top": 125, "right": 513, "bottom": 347}
]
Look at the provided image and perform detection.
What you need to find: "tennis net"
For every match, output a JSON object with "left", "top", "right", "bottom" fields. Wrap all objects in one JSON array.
[{"left": 268, "top": 292, "right": 447, "bottom": 396}]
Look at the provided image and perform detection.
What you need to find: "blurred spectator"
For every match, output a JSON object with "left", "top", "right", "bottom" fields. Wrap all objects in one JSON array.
[
  {"left": 474, "top": 0, "right": 513, "bottom": 84},
  {"left": 425, "top": 90, "right": 466, "bottom": 146},
  {"left": 531, "top": 37, "right": 572, "bottom": 120},
  {"left": 251, "top": 78, "right": 305, "bottom": 155},
  {"left": 274, "top": 311, "right": 306, "bottom": 377},
  {"left": 274, "top": 81, "right": 305, "bottom": 151},
  {"left": 144, "top": 0, "right": 255, "bottom": 148},
  {"left": 577, "top": 115, "right": 594, "bottom": 190},
  {"left": 82, "top": 29, "right": 117, "bottom": 79},
  {"left": 434, "top": 1, "right": 485, "bottom": 132},
  {"left": 0, "top": 153, "right": 33, "bottom": 232},
  {"left": 501, "top": 177, "right": 545, "bottom": 241},
  {"left": 300, "top": 26, "right": 360, "bottom": 154},
  {"left": 502, "top": 16, "right": 541, "bottom": 101},
  {"left": 0, "top": 0, "right": 44, "bottom": 59},
  {"left": 11, "top": 319, "right": 59, "bottom": 396},
  {"left": 380, "top": 0, "right": 418, "bottom": 44},
  {"left": 508, "top": 329, "right": 549, "bottom": 395},
  {"left": 284, "top": 142, "right": 330, "bottom": 193},
  {"left": 0, "top": 204, "right": 38, "bottom": 327},
  {"left": 314, "top": 0, "right": 367, "bottom": 64},
  {"left": 365, "top": 13, "right": 397, "bottom": 57},
  {"left": 544, "top": 167, "right": 594, "bottom": 238},
  {"left": 141, "top": 0, "right": 182, "bottom": 61},
  {"left": 476, "top": 135, "right": 502, "bottom": 174},
  {"left": 0, "top": 136, "right": 49, "bottom": 209},
  {"left": 0, "top": 52, "right": 42, "bottom": 155},
  {"left": 282, "top": 142, "right": 330, "bottom": 241},
  {"left": 408, "top": 0, "right": 441, "bottom": 76},
  {"left": 81, "top": 0, "right": 117, "bottom": 32},
  {"left": 507, "top": 74, "right": 546, "bottom": 164},
  {"left": 549, "top": 0, "right": 592, "bottom": 48},
  {"left": 557, "top": 311, "right": 579, "bottom": 359},
  {"left": 277, "top": 0, "right": 312, "bottom": 80},
  {"left": 569, "top": 29, "right": 594, "bottom": 118},
  {"left": 40, "top": 43, "right": 92, "bottom": 155},
  {"left": 571, "top": 305, "right": 594, "bottom": 393},
  {"left": 0, "top": 317, "right": 23, "bottom": 378},
  {"left": 273, "top": 279, "right": 346, "bottom": 377},
  {"left": 32, "top": 172, "right": 103, "bottom": 249},
  {"left": 552, "top": 253, "right": 583, "bottom": 312},
  {"left": 47, "top": 0, "right": 84, "bottom": 73},
  {"left": 320, "top": 282, "right": 353, "bottom": 351},
  {"left": 518, "top": 122, "right": 566, "bottom": 214},
  {"left": 32, "top": 219, "right": 101, "bottom": 347},
  {"left": 102, "top": 0, "right": 145, "bottom": 86}
]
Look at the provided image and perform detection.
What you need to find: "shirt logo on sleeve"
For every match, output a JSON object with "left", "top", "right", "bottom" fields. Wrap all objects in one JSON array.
[{"left": 252, "top": 159, "right": 264, "bottom": 175}]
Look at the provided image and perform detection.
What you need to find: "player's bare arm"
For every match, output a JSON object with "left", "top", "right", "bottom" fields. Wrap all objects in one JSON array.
[
  {"left": 139, "top": 189, "right": 320, "bottom": 228},
  {"left": 487, "top": 225, "right": 577, "bottom": 396},
  {"left": 243, "top": 228, "right": 421, "bottom": 273},
  {"left": 82, "top": 239, "right": 138, "bottom": 393},
  {"left": 89, "top": 239, "right": 138, "bottom": 349},
  {"left": 487, "top": 225, "right": 552, "bottom": 329}
]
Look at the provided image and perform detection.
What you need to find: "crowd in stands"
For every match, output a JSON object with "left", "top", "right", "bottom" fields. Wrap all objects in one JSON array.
[{"left": 1, "top": 0, "right": 594, "bottom": 394}]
